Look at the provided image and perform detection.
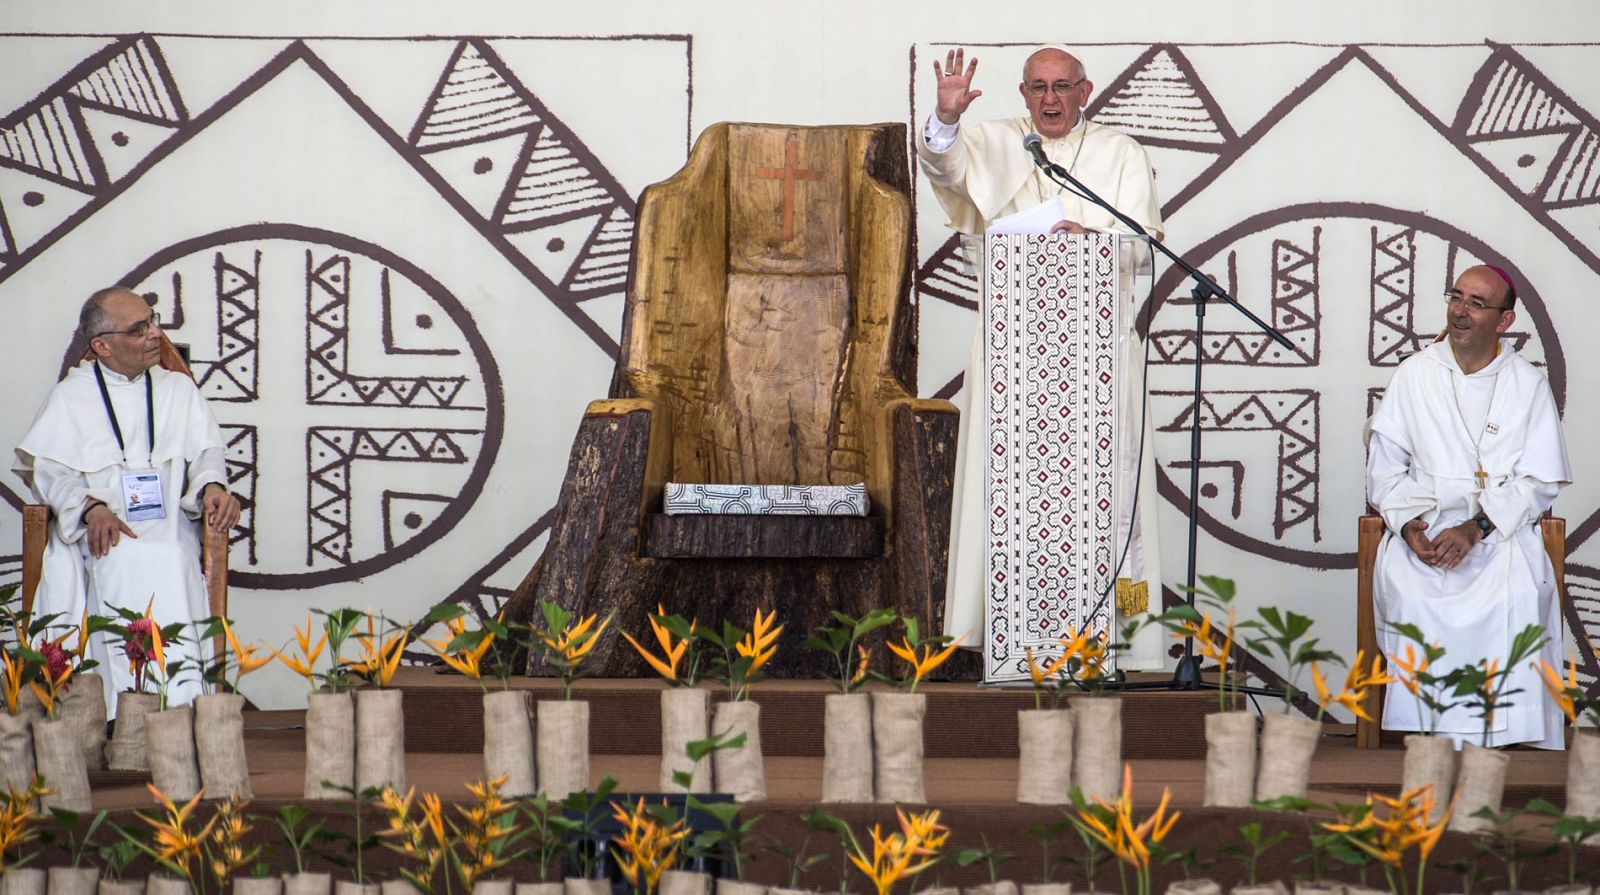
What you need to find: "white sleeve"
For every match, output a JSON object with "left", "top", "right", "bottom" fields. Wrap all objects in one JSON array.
[
  {"left": 923, "top": 115, "right": 960, "bottom": 153},
  {"left": 1477, "top": 472, "right": 1559, "bottom": 542},
  {"left": 31, "top": 456, "right": 112, "bottom": 544},
  {"left": 1365, "top": 429, "right": 1436, "bottom": 536},
  {"left": 181, "top": 446, "right": 227, "bottom": 518}
]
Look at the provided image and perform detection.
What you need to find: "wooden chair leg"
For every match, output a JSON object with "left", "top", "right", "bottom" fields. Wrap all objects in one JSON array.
[{"left": 1356, "top": 515, "right": 1385, "bottom": 748}]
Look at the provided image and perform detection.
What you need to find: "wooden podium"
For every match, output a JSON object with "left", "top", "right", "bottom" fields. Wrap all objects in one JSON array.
[{"left": 978, "top": 233, "right": 1144, "bottom": 682}]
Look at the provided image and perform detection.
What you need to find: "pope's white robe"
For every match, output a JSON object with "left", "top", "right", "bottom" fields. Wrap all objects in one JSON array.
[
  {"left": 14, "top": 362, "right": 228, "bottom": 712},
  {"left": 918, "top": 114, "right": 1167, "bottom": 668},
  {"left": 1365, "top": 340, "right": 1570, "bottom": 748}
]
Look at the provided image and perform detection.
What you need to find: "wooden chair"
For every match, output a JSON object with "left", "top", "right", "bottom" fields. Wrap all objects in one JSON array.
[
  {"left": 504, "top": 122, "right": 962, "bottom": 677},
  {"left": 1355, "top": 512, "right": 1566, "bottom": 748},
  {"left": 19, "top": 333, "right": 229, "bottom": 658}
]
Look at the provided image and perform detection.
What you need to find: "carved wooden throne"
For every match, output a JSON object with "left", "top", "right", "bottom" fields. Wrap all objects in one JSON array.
[{"left": 507, "top": 122, "right": 961, "bottom": 677}]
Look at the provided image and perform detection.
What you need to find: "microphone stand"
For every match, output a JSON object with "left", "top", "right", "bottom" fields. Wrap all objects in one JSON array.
[{"left": 1029, "top": 151, "right": 1293, "bottom": 696}]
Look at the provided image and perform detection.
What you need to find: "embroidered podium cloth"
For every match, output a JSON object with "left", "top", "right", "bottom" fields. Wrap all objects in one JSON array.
[{"left": 984, "top": 233, "right": 1123, "bottom": 681}]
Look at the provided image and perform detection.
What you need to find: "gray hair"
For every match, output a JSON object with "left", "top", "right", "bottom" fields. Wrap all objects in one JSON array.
[
  {"left": 79, "top": 286, "right": 136, "bottom": 340},
  {"left": 1022, "top": 46, "right": 1086, "bottom": 83}
]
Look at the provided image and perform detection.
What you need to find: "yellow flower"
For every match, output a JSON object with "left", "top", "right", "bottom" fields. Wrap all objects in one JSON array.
[
  {"left": 735, "top": 608, "right": 782, "bottom": 676},
  {"left": 1173, "top": 609, "right": 1233, "bottom": 670},
  {"left": 0, "top": 650, "right": 25, "bottom": 716},
  {"left": 1078, "top": 765, "right": 1180, "bottom": 872},
  {"left": 1026, "top": 646, "right": 1070, "bottom": 686},
  {"left": 275, "top": 614, "right": 327, "bottom": 684},
  {"left": 1391, "top": 642, "right": 1431, "bottom": 697},
  {"left": 222, "top": 618, "right": 273, "bottom": 683},
  {"left": 886, "top": 634, "right": 963, "bottom": 691},
  {"left": 426, "top": 616, "right": 495, "bottom": 682},
  {"left": 610, "top": 796, "right": 688, "bottom": 893},
  {"left": 139, "top": 782, "right": 219, "bottom": 879},
  {"left": 344, "top": 610, "right": 410, "bottom": 687},
  {"left": 545, "top": 612, "right": 609, "bottom": 667},
  {"left": 1313, "top": 650, "right": 1394, "bottom": 722},
  {"left": 1535, "top": 657, "right": 1579, "bottom": 723},
  {"left": 851, "top": 644, "right": 871, "bottom": 687},
  {"left": 621, "top": 606, "right": 688, "bottom": 682}
]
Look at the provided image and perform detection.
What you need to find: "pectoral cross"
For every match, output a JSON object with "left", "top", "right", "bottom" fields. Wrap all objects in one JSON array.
[{"left": 1475, "top": 459, "right": 1487, "bottom": 489}]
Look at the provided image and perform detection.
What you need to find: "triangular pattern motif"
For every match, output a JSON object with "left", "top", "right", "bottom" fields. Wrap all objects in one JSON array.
[
  {"left": 916, "top": 233, "right": 980, "bottom": 311},
  {"left": 566, "top": 204, "right": 634, "bottom": 295},
  {"left": 1459, "top": 50, "right": 1600, "bottom": 207},
  {"left": 0, "top": 96, "right": 97, "bottom": 187},
  {"left": 191, "top": 249, "right": 261, "bottom": 402},
  {"left": 411, "top": 42, "right": 539, "bottom": 150},
  {"left": 307, "top": 428, "right": 475, "bottom": 566},
  {"left": 1268, "top": 232, "right": 1319, "bottom": 363},
  {"left": 1369, "top": 225, "right": 1423, "bottom": 365},
  {"left": 501, "top": 123, "right": 613, "bottom": 225},
  {"left": 66, "top": 37, "right": 185, "bottom": 123},
  {"left": 1089, "top": 45, "right": 1234, "bottom": 149}
]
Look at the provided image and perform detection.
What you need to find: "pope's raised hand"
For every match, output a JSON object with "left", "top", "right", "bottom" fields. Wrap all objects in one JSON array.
[{"left": 932, "top": 48, "right": 983, "bottom": 125}]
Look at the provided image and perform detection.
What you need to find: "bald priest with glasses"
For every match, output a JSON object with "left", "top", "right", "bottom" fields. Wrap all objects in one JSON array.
[
  {"left": 14, "top": 286, "right": 240, "bottom": 711},
  {"left": 1365, "top": 265, "right": 1570, "bottom": 749}
]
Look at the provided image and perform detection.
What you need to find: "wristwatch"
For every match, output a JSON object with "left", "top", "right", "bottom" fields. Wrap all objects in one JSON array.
[{"left": 1473, "top": 513, "right": 1495, "bottom": 537}]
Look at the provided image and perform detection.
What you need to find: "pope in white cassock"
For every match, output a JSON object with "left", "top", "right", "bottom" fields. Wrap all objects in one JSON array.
[
  {"left": 14, "top": 287, "right": 241, "bottom": 713},
  {"left": 1366, "top": 265, "right": 1570, "bottom": 749},
  {"left": 916, "top": 46, "right": 1167, "bottom": 669}
]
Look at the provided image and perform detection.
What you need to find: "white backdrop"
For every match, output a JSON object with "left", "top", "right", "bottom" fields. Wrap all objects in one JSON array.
[{"left": 2, "top": 1, "right": 1597, "bottom": 713}]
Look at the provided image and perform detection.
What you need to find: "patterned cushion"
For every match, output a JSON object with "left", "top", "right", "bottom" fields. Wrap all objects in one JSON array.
[{"left": 663, "top": 483, "right": 868, "bottom": 516}]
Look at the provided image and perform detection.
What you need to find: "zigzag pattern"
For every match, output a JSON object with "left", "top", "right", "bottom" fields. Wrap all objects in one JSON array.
[
  {"left": 1369, "top": 226, "right": 1422, "bottom": 365},
  {"left": 307, "top": 428, "right": 473, "bottom": 565},
  {"left": 305, "top": 251, "right": 473, "bottom": 408},
  {"left": 191, "top": 249, "right": 261, "bottom": 401}
]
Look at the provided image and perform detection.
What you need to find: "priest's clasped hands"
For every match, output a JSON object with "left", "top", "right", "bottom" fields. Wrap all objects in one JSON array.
[{"left": 1401, "top": 517, "right": 1483, "bottom": 570}]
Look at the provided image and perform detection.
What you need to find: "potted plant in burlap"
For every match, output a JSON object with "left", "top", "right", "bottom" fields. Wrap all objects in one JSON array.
[
  {"left": 383, "top": 775, "right": 526, "bottom": 895},
  {"left": 530, "top": 600, "right": 610, "bottom": 801},
  {"left": 1385, "top": 623, "right": 1460, "bottom": 823},
  {"left": 700, "top": 609, "right": 782, "bottom": 803},
  {"left": 1068, "top": 767, "right": 1178, "bottom": 895},
  {"left": 1536, "top": 656, "right": 1600, "bottom": 830},
  {"left": 622, "top": 605, "right": 713, "bottom": 794},
  {"left": 1061, "top": 624, "right": 1119, "bottom": 804},
  {"left": 516, "top": 792, "right": 567, "bottom": 895},
  {"left": 27, "top": 615, "right": 96, "bottom": 812},
  {"left": 803, "top": 608, "right": 897, "bottom": 804},
  {"left": 1446, "top": 623, "right": 1547, "bottom": 834},
  {"left": 97, "top": 598, "right": 174, "bottom": 771},
  {"left": 42, "top": 807, "right": 108, "bottom": 895},
  {"left": 52, "top": 612, "right": 106, "bottom": 775},
  {"left": 276, "top": 610, "right": 356, "bottom": 800},
  {"left": 549, "top": 776, "right": 619, "bottom": 895},
  {"left": 343, "top": 609, "right": 412, "bottom": 796},
  {"left": 1245, "top": 607, "right": 1340, "bottom": 803},
  {"left": 1158, "top": 577, "right": 1251, "bottom": 808},
  {"left": 0, "top": 778, "right": 50, "bottom": 895},
  {"left": 0, "top": 627, "right": 40, "bottom": 793},
  {"left": 875, "top": 617, "right": 960, "bottom": 804},
  {"left": 611, "top": 795, "right": 689, "bottom": 895},
  {"left": 272, "top": 803, "right": 333, "bottom": 895},
  {"left": 193, "top": 616, "right": 273, "bottom": 800},
  {"left": 424, "top": 603, "right": 535, "bottom": 797},
  {"left": 1018, "top": 645, "right": 1075, "bottom": 807}
]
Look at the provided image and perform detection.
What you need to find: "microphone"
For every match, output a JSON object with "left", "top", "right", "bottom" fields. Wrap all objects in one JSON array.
[{"left": 1022, "top": 133, "right": 1050, "bottom": 169}]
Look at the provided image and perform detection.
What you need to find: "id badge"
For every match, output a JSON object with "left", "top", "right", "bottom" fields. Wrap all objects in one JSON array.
[{"left": 121, "top": 469, "right": 167, "bottom": 522}]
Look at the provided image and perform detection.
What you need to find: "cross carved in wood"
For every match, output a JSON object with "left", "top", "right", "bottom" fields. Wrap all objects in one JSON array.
[{"left": 754, "top": 134, "right": 824, "bottom": 242}]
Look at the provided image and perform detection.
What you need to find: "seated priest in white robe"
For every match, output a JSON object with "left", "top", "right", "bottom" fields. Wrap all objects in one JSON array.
[
  {"left": 14, "top": 287, "right": 240, "bottom": 712},
  {"left": 1365, "top": 264, "right": 1570, "bottom": 749},
  {"left": 917, "top": 45, "right": 1166, "bottom": 669}
]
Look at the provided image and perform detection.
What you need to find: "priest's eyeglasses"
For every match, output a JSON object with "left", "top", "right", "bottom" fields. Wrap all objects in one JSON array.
[
  {"left": 1025, "top": 79, "right": 1086, "bottom": 98},
  {"left": 93, "top": 311, "right": 161, "bottom": 339},
  {"left": 1442, "top": 291, "right": 1509, "bottom": 313}
]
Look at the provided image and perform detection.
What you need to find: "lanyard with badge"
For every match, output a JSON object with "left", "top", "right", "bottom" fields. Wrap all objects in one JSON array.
[{"left": 93, "top": 361, "right": 166, "bottom": 522}]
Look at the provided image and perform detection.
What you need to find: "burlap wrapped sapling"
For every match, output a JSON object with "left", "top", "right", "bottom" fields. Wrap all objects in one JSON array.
[
  {"left": 619, "top": 605, "right": 712, "bottom": 793},
  {"left": 875, "top": 617, "right": 961, "bottom": 803},
  {"left": 701, "top": 608, "right": 782, "bottom": 802},
  {"left": 803, "top": 608, "right": 897, "bottom": 804},
  {"left": 530, "top": 600, "right": 611, "bottom": 801}
]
